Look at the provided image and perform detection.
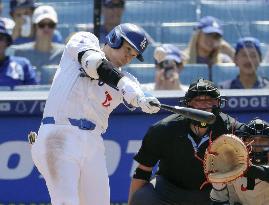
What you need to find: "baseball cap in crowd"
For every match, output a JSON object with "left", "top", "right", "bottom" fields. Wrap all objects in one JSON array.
[
  {"left": 235, "top": 37, "right": 262, "bottom": 57},
  {"left": 103, "top": 0, "right": 125, "bottom": 8},
  {"left": 32, "top": 5, "right": 58, "bottom": 24},
  {"left": 196, "top": 16, "right": 223, "bottom": 36},
  {"left": 154, "top": 44, "right": 183, "bottom": 64},
  {"left": 0, "top": 20, "right": 12, "bottom": 46},
  {"left": 10, "top": 0, "right": 35, "bottom": 13}
]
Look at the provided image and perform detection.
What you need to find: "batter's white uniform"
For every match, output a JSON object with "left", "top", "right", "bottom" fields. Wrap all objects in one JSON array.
[
  {"left": 31, "top": 32, "right": 153, "bottom": 205},
  {"left": 211, "top": 176, "right": 269, "bottom": 205}
]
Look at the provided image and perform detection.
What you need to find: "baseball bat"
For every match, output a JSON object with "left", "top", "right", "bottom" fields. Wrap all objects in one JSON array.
[{"left": 149, "top": 102, "right": 216, "bottom": 124}]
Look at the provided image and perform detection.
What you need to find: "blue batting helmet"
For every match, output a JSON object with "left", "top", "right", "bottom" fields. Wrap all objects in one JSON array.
[{"left": 105, "top": 23, "right": 149, "bottom": 62}]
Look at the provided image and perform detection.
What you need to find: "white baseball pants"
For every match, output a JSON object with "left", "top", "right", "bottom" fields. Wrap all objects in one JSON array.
[{"left": 31, "top": 124, "right": 110, "bottom": 205}]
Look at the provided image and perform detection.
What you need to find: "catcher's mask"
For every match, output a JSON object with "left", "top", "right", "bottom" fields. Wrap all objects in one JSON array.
[
  {"left": 181, "top": 78, "right": 225, "bottom": 128},
  {"left": 238, "top": 118, "right": 269, "bottom": 165}
]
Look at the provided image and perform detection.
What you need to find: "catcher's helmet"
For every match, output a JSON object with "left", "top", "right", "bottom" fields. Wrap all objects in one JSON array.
[
  {"left": 240, "top": 118, "right": 269, "bottom": 165},
  {"left": 105, "top": 23, "right": 149, "bottom": 62},
  {"left": 246, "top": 118, "right": 269, "bottom": 136}
]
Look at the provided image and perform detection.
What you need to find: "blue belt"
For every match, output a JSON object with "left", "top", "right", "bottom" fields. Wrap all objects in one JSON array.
[{"left": 42, "top": 117, "right": 96, "bottom": 130}]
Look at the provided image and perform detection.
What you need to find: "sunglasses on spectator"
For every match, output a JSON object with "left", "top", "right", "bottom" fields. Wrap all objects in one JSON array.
[
  {"left": 37, "top": 22, "right": 56, "bottom": 29},
  {"left": 205, "top": 33, "right": 222, "bottom": 40}
]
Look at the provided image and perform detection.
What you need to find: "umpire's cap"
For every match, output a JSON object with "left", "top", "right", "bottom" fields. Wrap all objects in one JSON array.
[{"left": 105, "top": 23, "right": 149, "bottom": 62}]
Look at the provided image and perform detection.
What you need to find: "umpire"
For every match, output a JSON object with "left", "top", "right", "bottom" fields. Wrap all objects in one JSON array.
[{"left": 128, "top": 78, "right": 246, "bottom": 205}]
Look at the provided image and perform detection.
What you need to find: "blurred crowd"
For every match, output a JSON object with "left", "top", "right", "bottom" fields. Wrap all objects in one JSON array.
[{"left": 0, "top": 0, "right": 268, "bottom": 90}]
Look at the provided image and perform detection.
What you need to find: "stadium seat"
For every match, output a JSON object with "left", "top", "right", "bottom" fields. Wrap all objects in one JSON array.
[
  {"left": 160, "top": 22, "right": 196, "bottom": 44},
  {"left": 122, "top": 1, "right": 197, "bottom": 24},
  {"left": 141, "top": 24, "right": 162, "bottom": 43},
  {"left": 211, "top": 64, "right": 239, "bottom": 85},
  {"left": 57, "top": 24, "right": 76, "bottom": 42},
  {"left": 0, "top": 86, "right": 12, "bottom": 91},
  {"left": 39, "top": 65, "right": 59, "bottom": 85},
  {"left": 13, "top": 85, "right": 51, "bottom": 91},
  {"left": 258, "top": 64, "right": 269, "bottom": 77},
  {"left": 249, "top": 22, "right": 269, "bottom": 44},
  {"left": 131, "top": 44, "right": 156, "bottom": 64},
  {"left": 124, "top": 63, "right": 210, "bottom": 85},
  {"left": 222, "top": 23, "right": 250, "bottom": 45},
  {"left": 212, "top": 64, "right": 269, "bottom": 86},
  {"left": 200, "top": 1, "right": 269, "bottom": 22},
  {"left": 48, "top": 1, "right": 93, "bottom": 24},
  {"left": 181, "top": 64, "right": 209, "bottom": 84},
  {"left": 124, "top": 64, "right": 155, "bottom": 84}
]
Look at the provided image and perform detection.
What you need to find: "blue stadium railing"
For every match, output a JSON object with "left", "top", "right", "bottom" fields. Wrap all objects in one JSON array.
[
  {"left": 125, "top": 63, "right": 269, "bottom": 86},
  {"left": 8, "top": 63, "right": 268, "bottom": 89},
  {"left": 2, "top": 0, "right": 269, "bottom": 81}
]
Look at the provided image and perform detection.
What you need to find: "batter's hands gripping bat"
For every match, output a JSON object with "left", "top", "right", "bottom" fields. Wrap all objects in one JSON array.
[{"left": 149, "top": 102, "right": 216, "bottom": 124}]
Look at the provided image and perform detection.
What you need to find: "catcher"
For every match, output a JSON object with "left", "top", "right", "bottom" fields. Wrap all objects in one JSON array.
[
  {"left": 210, "top": 118, "right": 269, "bottom": 205},
  {"left": 128, "top": 78, "right": 246, "bottom": 205}
]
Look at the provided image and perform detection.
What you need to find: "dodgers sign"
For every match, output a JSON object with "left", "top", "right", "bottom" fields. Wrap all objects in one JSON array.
[{"left": 0, "top": 92, "right": 268, "bottom": 204}]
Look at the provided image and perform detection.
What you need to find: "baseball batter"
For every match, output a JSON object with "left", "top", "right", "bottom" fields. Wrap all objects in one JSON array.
[
  {"left": 31, "top": 23, "right": 160, "bottom": 205},
  {"left": 210, "top": 118, "right": 269, "bottom": 205}
]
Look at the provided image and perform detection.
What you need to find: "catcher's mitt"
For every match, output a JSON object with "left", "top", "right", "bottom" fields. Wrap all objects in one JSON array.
[{"left": 203, "top": 134, "right": 249, "bottom": 183}]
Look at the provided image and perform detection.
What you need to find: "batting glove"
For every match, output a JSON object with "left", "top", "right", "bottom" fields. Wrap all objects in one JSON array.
[
  {"left": 138, "top": 96, "right": 160, "bottom": 114},
  {"left": 117, "top": 76, "right": 144, "bottom": 107}
]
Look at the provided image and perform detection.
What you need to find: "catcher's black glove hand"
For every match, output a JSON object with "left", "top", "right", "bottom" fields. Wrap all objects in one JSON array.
[
  {"left": 28, "top": 131, "right": 37, "bottom": 145},
  {"left": 245, "top": 165, "right": 269, "bottom": 181},
  {"left": 244, "top": 165, "right": 269, "bottom": 190}
]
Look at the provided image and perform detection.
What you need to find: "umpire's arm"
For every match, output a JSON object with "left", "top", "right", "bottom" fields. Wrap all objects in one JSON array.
[
  {"left": 128, "top": 125, "right": 163, "bottom": 204},
  {"left": 128, "top": 163, "right": 153, "bottom": 205}
]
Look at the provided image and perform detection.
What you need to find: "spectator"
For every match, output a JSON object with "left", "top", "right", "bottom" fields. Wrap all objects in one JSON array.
[
  {"left": 0, "top": 20, "right": 36, "bottom": 88},
  {"left": 9, "top": 0, "right": 62, "bottom": 45},
  {"left": 218, "top": 37, "right": 269, "bottom": 89},
  {"left": 100, "top": 0, "right": 125, "bottom": 43},
  {"left": 75, "top": 0, "right": 125, "bottom": 44},
  {"left": 141, "top": 44, "right": 188, "bottom": 91},
  {"left": 0, "top": 0, "right": 14, "bottom": 33},
  {"left": 11, "top": 5, "right": 65, "bottom": 81},
  {"left": 10, "top": 0, "right": 36, "bottom": 44},
  {"left": 128, "top": 78, "right": 246, "bottom": 205},
  {"left": 184, "top": 16, "right": 234, "bottom": 67},
  {"left": 210, "top": 118, "right": 269, "bottom": 205}
]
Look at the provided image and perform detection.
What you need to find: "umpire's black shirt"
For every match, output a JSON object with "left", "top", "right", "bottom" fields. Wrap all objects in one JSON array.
[{"left": 134, "top": 112, "right": 245, "bottom": 190}]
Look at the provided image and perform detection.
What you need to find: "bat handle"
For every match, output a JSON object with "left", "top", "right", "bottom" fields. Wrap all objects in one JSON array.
[{"left": 149, "top": 101, "right": 161, "bottom": 107}]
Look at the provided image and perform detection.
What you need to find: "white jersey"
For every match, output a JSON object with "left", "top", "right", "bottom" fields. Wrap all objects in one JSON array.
[
  {"left": 210, "top": 177, "right": 269, "bottom": 205},
  {"left": 43, "top": 32, "right": 137, "bottom": 133}
]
